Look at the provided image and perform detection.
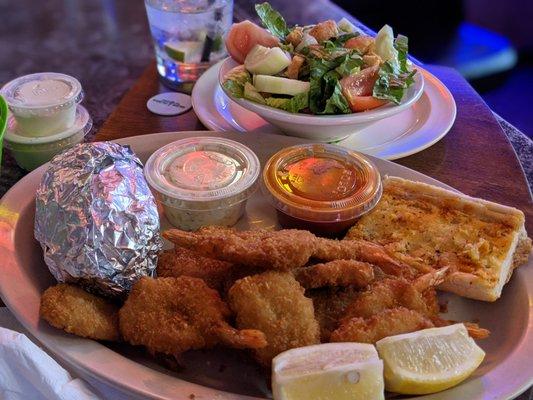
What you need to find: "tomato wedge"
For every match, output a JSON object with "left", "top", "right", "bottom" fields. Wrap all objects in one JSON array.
[
  {"left": 340, "top": 66, "right": 388, "bottom": 112},
  {"left": 347, "top": 96, "right": 388, "bottom": 112},
  {"left": 225, "top": 20, "right": 279, "bottom": 64},
  {"left": 344, "top": 35, "right": 374, "bottom": 53}
]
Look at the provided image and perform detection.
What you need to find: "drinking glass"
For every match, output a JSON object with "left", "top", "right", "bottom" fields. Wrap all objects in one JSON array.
[{"left": 145, "top": 0, "right": 233, "bottom": 87}]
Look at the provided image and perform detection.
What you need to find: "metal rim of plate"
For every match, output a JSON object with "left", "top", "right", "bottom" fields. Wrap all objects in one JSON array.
[
  {"left": 191, "top": 60, "right": 457, "bottom": 160},
  {"left": 0, "top": 131, "right": 531, "bottom": 400}
]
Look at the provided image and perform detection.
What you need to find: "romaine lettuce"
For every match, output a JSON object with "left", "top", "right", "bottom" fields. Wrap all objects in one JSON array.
[
  {"left": 222, "top": 66, "right": 252, "bottom": 98},
  {"left": 265, "top": 92, "right": 309, "bottom": 113},
  {"left": 255, "top": 2, "right": 289, "bottom": 40},
  {"left": 373, "top": 61, "right": 415, "bottom": 104}
]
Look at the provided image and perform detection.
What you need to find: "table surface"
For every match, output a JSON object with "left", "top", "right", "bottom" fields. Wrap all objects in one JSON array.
[{"left": 1, "top": 0, "right": 532, "bottom": 399}]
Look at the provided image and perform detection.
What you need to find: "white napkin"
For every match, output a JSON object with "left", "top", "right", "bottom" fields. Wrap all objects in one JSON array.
[{"left": 0, "top": 326, "right": 101, "bottom": 400}]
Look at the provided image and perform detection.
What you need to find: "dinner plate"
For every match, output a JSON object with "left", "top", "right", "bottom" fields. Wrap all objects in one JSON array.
[
  {"left": 0, "top": 131, "right": 531, "bottom": 400},
  {"left": 192, "top": 61, "right": 457, "bottom": 160}
]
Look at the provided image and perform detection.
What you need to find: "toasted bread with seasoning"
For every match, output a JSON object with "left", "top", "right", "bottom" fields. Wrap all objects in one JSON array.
[{"left": 346, "top": 176, "right": 531, "bottom": 301}]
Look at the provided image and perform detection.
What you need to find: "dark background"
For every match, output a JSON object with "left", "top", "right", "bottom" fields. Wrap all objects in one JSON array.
[{"left": 334, "top": 0, "right": 533, "bottom": 138}]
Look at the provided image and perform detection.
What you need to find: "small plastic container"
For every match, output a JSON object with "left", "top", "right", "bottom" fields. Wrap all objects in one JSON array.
[
  {"left": 262, "top": 143, "right": 382, "bottom": 237},
  {"left": 144, "top": 137, "right": 260, "bottom": 230},
  {"left": 4, "top": 105, "right": 92, "bottom": 171},
  {"left": 0, "top": 72, "right": 83, "bottom": 137}
]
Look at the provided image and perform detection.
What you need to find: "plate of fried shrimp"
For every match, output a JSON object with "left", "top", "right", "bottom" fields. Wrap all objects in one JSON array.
[{"left": 0, "top": 131, "right": 531, "bottom": 400}]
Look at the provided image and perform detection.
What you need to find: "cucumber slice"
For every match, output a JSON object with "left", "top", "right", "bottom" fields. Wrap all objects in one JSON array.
[
  {"left": 244, "top": 45, "right": 291, "bottom": 75},
  {"left": 337, "top": 17, "right": 356, "bottom": 33},
  {"left": 164, "top": 41, "right": 203, "bottom": 63},
  {"left": 243, "top": 82, "right": 266, "bottom": 104},
  {"left": 253, "top": 75, "right": 310, "bottom": 96}
]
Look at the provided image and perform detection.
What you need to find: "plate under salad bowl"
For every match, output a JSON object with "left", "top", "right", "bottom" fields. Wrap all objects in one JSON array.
[{"left": 192, "top": 61, "right": 456, "bottom": 160}]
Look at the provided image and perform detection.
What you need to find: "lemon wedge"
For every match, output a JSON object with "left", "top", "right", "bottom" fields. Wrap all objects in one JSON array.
[
  {"left": 376, "top": 323, "right": 485, "bottom": 395},
  {"left": 272, "top": 343, "right": 384, "bottom": 400}
]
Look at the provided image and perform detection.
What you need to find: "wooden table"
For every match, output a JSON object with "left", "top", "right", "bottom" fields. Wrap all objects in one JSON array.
[{"left": 96, "top": 63, "right": 532, "bottom": 232}]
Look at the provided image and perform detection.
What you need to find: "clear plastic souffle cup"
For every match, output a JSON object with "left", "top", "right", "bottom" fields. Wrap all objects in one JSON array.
[
  {"left": 144, "top": 137, "right": 260, "bottom": 230},
  {"left": 0, "top": 72, "right": 83, "bottom": 137},
  {"left": 262, "top": 143, "right": 383, "bottom": 237},
  {"left": 4, "top": 105, "right": 92, "bottom": 171}
]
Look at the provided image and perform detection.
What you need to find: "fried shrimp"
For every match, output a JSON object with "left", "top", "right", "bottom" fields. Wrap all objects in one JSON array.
[
  {"left": 308, "top": 286, "right": 361, "bottom": 341},
  {"left": 294, "top": 260, "right": 374, "bottom": 289},
  {"left": 342, "top": 268, "right": 448, "bottom": 320},
  {"left": 163, "top": 226, "right": 318, "bottom": 271},
  {"left": 163, "top": 227, "right": 420, "bottom": 276},
  {"left": 40, "top": 283, "right": 120, "bottom": 341},
  {"left": 313, "top": 237, "right": 423, "bottom": 278},
  {"left": 157, "top": 247, "right": 235, "bottom": 291},
  {"left": 119, "top": 277, "right": 266, "bottom": 356},
  {"left": 331, "top": 307, "right": 435, "bottom": 343},
  {"left": 228, "top": 271, "right": 320, "bottom": 366}
]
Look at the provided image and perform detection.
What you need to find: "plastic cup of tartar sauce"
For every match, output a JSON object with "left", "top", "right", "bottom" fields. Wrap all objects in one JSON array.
[
  {"left": 144, "top": 137, "right": 260, "bottom": 230},
  {"left": 4, "top": 105, "right": 92, "bottom": 171},
  {"left": 0, "top": 72, "right": 83, "bottom": 137}
]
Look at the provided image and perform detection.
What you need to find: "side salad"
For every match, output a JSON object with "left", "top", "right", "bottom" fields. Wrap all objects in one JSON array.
[{"left": 223, "top": 2, "right": 417, "bottom": 115}]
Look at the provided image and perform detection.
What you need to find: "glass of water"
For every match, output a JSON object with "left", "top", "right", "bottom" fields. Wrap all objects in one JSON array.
[{"left": 145, "top": 0, "right": 233, "bottom": 87}]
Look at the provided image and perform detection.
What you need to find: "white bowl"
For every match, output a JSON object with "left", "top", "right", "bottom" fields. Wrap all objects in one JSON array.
[{"left": 218, "top": 57, "right": 425, "bottom": 142}]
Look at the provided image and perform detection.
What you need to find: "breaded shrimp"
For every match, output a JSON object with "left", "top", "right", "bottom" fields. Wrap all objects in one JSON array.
[
  {"left": 294, "top": 260, "right": 374, "bottom": 289},
  {"left": 163, "top": 227, "right": 318, "bottom": 271},
  {"left": 308, "top": 286, "right": 360, "bottom": 341},
  {"left": 342, "top": 268, "right": 448, "bottom": 320},
  {"left": 313, "top": 237, "right": 420, "bottom": 278},
  {"left": 40, "top": 283, "right": 120, "bottom": 341},
  {"left": 331, "top": 307, "right": 435, "bottom": 343},
  {"left": 157, "top": 247, "right": 235, "bottom": 291},
  {"left": 164, "top": 227, "right": 420, "bottom": 276},
  {"left": 119, "top": 277, "right": 266, "bottom": 356},
  {"left": 228, "top": 271, "right": 320, "bottom": 366}
]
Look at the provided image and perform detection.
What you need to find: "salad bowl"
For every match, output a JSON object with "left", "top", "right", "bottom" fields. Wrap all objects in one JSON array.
[{"left": 219, "top": 57, "right": 424, "bottom": 142}]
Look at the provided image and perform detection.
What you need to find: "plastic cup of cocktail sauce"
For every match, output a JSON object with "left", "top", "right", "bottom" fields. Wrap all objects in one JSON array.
[{"left": 262, "top": 143, "right": 382, "bottom": 237}]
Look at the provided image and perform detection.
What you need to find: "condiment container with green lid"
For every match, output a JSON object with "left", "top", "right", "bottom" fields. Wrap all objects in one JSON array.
[
  {"left": 144, "top": 137, "right": 260, "bottom": 230},
  {"left": 0, "top": 95, "right": 8, "bottom": 170},
  {"left": 0, "top": 72, "right": 83, "bottom": 137},
  {"left": 4, "top": 105, "right": 92, "bottom": 171}
]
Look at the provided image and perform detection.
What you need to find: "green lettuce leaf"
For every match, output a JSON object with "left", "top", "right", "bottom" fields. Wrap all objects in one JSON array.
[
  {"left": 255, "top": 2, "right": 289, "bottom": 40},
  {"left": 372, "top": 33, "right": 415, "bottom": 104},
  {"left": 373, "top": 61, "right": 415, "bottom": 104},
  {"left": 322, "top": 81, "right": 351, "bottom": 114},
  {"left": 394, "top": 34, "right": 409, "bottom": 73},
  {"left": 222, "top": 66, "right": 251, "bottom": 98},
  {"left": 243, "top": 82, "right": 266, "bottom": 104},
  {"left": 335, "top": 53, "right": 363, "bottom": 77},
  {"left": 265, "top": 92, "right": 309, "bottom": 113},
  {"left": 308, "top": 54, "right": 352, "bottom": 113}
]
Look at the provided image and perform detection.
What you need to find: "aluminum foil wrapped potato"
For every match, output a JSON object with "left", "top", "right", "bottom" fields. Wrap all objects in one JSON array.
[{"left": 35, "top": 142, "right": 162, "bottom": 298}]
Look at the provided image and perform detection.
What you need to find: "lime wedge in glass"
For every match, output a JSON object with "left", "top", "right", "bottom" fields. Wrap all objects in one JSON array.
[{"left": 164, "top": 41, "right": 203, "bottom": 63}]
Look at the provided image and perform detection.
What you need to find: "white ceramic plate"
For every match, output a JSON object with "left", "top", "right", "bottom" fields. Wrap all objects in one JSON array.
[
  {"left": 0, "top": 131, "right": 531, "bottom": 400},
  {"left": 192, "top": 61, "right": 457, "bottom": 160}
]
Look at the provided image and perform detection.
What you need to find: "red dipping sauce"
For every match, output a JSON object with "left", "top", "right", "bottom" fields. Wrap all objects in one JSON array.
[{"left": 262, "top": 144, "right": 382, "bottom": 237}]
